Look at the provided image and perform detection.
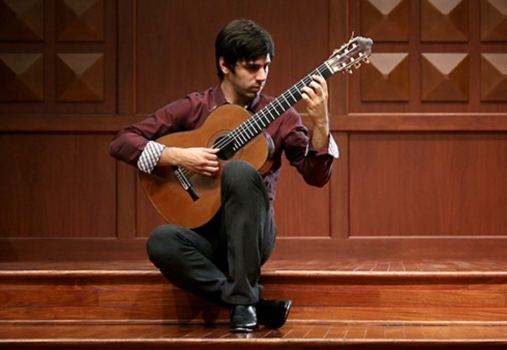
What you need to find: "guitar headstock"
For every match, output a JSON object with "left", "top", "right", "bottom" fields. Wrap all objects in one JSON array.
[{"left": 327, "top": 36, "right": 374, "bottom": 74}]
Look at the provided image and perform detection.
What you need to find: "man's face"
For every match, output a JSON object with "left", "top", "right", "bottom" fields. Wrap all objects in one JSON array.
[{"left": 224, "top": 54, "right": 271, "bottom": 104}]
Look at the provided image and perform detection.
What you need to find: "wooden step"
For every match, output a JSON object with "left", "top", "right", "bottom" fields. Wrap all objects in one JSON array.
[
  {"left": 1, "top": 259, "right": 507, "bottom": 324},
  {"left": 1, "top": 322, "right": 507, "bottom": 349}
]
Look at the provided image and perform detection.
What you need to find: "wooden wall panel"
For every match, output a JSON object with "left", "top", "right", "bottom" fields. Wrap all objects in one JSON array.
[
  {"left": 55, "top": 0, "right": 104, "bottom": 42},
  {"left": 349, "top": 132, "right": 507, "bottom": 237},
  {"left": 0, "top": 0, "right": 116, "bottom": 114},
  {"left": 0, "top": 0, "right": 44, "bottom": 41},
  {"left": 421, "top": 53, "right": 469, "bottom": 101},
  {"left": 135, "top": 0, "right": 330, "bottom": 114},
  {"left": 0, "top": 133, "right": 117, "bottom": 238},
  {"left": 0, "top": 53, "right": 44, "bottom": 101},
  {"left": 55, "top": 53, "right": 104, "bottom": 101},
  {"left": 361, "top": 0, "right": 409, "bottom": 42},
  {"left": 273, "top": 159, "right": 331, "bottom": 237},
  {"left": 350, "top": 0, "right": 507, "bottom": 114},
  {"left": 481, "top": 0, "right": 507, "bottom": 41},
  {"left": 136, "top": 179, "right": 166, "bottom": 238},
  {"left": 361, "top": 53, "right": 410, "bottom": 101},
  {"left": 421, "top": 0, "right": 469, "bottom": 42},
  {"left": 481, "top": 53, "right": 507, "bottom": 101}
]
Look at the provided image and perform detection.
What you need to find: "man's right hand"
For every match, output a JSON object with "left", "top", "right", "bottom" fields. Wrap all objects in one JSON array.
[{"left": 159, "top": 147, "right": 220, "bottom": 177}]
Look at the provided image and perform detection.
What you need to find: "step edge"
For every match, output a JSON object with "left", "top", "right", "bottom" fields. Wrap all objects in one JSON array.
[
  {"left": 1, "top": 338, "right": 506, "bottom": 345},
  {"left": 3, "top": 319, "right": 507, "bottom": 326},
  {"left": 2, "top": 270, "right": 507, "bottom": 278}
]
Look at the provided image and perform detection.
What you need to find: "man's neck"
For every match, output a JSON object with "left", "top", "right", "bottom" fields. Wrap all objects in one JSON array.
[{"left": 220, "top": 81, "right": 250, "bottom": 107}]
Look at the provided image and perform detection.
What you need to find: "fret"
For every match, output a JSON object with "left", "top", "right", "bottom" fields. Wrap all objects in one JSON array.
[
  {"left": 266, "top": 105, "right": 277, "bottom": 121},
  {"left": 246, "top": 124, "right": 255, "bottom": 138},
  {"left": 256, "top": 110, "right": 266, "bottom": 126},
  {"left": 273, "top": 99, "right": 285, "bottom": 115},
  {"left": 280, "top": 94, "right": 291, "bottom": 110},
  {"left": 286, "top": 89, "right": 298, "bottom": 104},
  {"left": 290, "top": 86, "right": 303, "bottom": 100},
  {"left": 252, "top": 116, "right": 262, "bottom": 132},
  {"left": 226, "top": 42, "right": 368, "bottom": 153},
  {"left": 261, "top": 114, "right": 269, "bottom": 127},
  {"left": 257, "top": 115, "right": 267, "bottom": 128},
  {"left": 238, "top": 132, "right": 247, "bottom": 145}
]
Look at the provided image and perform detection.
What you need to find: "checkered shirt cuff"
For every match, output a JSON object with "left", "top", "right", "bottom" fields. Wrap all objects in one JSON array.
[
  {"left": 137, "top": 141, "right": 166, "bottom": 174},
  {"left": 328, "top": 134, "right": 339, "bottom": 158}
]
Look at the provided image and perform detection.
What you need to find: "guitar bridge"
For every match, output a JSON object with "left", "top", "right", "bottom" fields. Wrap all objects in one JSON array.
[{"left": 173, "top": 166, "right": 200, "bottom": 201}]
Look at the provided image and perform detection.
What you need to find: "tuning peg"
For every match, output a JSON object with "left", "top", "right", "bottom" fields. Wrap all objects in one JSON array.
[
  {"left": 354, "top": 62, "right": 361, "bottom": 69},
  {"left": 346, "top": 68, "right": 353, "bottom": 74},
  {"left": 364, "top": 57, "right": 370, "bottom": 64}
]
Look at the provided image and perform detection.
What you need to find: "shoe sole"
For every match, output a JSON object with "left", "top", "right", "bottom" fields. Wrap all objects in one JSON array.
[{"left": 229, "top": 326, "right": 258, "bottom": 333}]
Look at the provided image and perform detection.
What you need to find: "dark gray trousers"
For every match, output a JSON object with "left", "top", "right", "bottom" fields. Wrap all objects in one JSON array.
[{"left": 146, "top": 160, "right": 276, "bottom": 306}]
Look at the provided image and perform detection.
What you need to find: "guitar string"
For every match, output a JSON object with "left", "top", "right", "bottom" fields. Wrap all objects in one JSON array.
[
  {"left": 212, "top": 64, "right": 329, "bottom": 151},
  {"left": 227, "top": 43, "right": 368, "bottom": 147},
  {"left": 176, "top": 66, "right": 327, "bottom": 178},
  {"left": 177, "top": 46, "right": 362, "bottom": 178},
  {"left": 225, "top": 40, "right": 368, "bottom": 149},
  {"left": 194, "top": 39, "right": 364, "bottom": 155},
  {"left": 174, "top": 39, "right": 369, "bottom": 180}
]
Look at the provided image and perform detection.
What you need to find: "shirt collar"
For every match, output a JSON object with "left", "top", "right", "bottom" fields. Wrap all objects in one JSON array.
[{"left": 211, "top": 84, "right": 261, "bottom": 113}]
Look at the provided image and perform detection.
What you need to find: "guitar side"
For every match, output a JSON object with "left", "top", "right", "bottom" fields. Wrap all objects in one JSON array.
[{"left": 139, "top": 104, "right": 269, "bottom": 228}]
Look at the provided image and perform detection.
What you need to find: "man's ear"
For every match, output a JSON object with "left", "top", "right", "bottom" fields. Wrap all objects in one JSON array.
[{"left": 219, "top": 57, "right": 231, "bottom": 76}]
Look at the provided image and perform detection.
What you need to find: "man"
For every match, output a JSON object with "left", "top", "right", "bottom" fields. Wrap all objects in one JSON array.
[{"left": 110, "top": 19, "right": 339, "bottom": 333}]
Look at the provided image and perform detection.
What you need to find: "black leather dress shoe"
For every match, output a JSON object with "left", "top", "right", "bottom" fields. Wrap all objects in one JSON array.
[
  {"left": 229, "top": 305, "right": 258, "bottom": 333},
  {"left": 256, "top": 298, "right": 292, "bottom": 329}
]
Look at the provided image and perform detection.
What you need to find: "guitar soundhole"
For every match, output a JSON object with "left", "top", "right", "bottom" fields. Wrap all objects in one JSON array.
[{"left": 214, "top": 136, "right": 236, "bottom": 160}]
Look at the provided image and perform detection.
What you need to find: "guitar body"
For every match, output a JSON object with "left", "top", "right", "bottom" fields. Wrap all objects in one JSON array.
[{"left": 139, "top": 104, "right": 269, "bottom": 228}]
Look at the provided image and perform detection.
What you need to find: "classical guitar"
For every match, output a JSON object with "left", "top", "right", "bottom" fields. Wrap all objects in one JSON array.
[{"left": 140, "top": 36, "right": 373, "bottom": 228}]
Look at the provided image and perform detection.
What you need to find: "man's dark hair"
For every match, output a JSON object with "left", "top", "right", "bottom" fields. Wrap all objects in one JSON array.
[{"left": 215, "top": 19, "right": 275, "bottom": 80}]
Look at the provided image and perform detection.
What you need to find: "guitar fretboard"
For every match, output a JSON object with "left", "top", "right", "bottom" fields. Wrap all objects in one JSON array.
[{"left": 223, "top": 62, "right": 334, "bottom": 152}]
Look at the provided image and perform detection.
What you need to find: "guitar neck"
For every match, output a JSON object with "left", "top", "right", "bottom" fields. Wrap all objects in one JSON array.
[
  {"left": 219, "top": 35, "right": 373, "bottom": 153},
  {"left": 229, "top": 62, "right": 335, "bottom": 153}
]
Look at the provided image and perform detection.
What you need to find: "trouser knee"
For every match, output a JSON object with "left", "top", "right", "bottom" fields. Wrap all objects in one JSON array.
[
  {"left": 146, "top": 225, "right": 179, "bottom": 267},
  {"left": 221, "top": 160, "right": 263, "bottom": 196}
]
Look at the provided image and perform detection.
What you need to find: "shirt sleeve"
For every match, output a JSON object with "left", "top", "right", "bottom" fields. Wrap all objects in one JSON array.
[
  {"left": 137, "top": 141, "right": 166, "bottom": 174},
  {"left": 109, "top": 97, "right": 194, "bottom": 168},
  {"left": 282, "top": 110, "right": 337, "bottom": 188}
]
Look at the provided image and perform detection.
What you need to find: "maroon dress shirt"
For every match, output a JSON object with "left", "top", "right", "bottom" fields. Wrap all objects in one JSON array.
[{"left": 110, "top": 84, "right": 337, "bottom": 203}]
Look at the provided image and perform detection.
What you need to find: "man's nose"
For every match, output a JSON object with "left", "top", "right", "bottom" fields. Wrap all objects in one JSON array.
[{"left": 256, "top": 67, "right": 267, "bottom": 81}]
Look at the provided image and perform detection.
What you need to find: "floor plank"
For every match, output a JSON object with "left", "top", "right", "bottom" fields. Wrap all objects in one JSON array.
[
  {"left": 3, "top": 258, "right": 507, "bottom": 273},
  {"left": 1, "top": 322, "right": 507, "bottom": 341}
]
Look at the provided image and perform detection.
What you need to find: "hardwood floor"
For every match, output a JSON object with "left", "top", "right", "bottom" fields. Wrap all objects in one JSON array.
[
  {"left": 1, "top": 259, "right": 507, "bottom": 348},
  {"left": 2, "top": 258, "right": 507, "bottom": 272},
  {"left": 1, "top": 322, "right": 507, "bottom": 349}
]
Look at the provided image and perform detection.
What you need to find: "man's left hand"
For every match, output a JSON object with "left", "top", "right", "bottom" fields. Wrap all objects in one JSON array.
[{"left": 301, "top": 75, "right": 330, "bottom": 151}]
